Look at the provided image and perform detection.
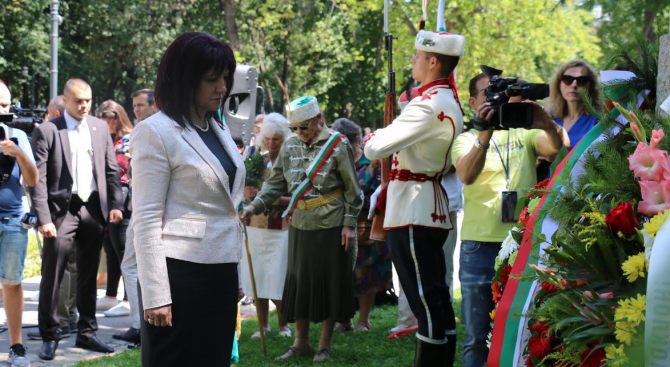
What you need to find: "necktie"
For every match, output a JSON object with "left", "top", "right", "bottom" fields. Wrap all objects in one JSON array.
[{"left": 76, "top": 121, "right": 93, "bottom": 202}]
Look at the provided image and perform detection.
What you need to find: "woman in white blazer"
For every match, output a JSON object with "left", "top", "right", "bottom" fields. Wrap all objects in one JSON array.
[{"left": 129, "top": 32, "right": 245, "bottom": 367}]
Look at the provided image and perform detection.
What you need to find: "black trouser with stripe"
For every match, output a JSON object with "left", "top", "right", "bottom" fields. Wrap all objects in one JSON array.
[{"left": 388, "top": 226, "right": 456, "bottom": 344}]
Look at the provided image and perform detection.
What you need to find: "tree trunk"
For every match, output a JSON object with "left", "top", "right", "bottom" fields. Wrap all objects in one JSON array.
[
  {"left": 403, "top": 13, "right": 418, "bottom": 36},
  {"left": 222, "top": 0, "right": 240, "bottom": 51},
  {"left": 643, "top": 10, "right": 657, "bottom": 42}
]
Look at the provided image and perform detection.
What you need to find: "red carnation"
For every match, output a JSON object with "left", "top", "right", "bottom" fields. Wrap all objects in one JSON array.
[
  {"left": 500, "top": 265, "right": 513, "bottom": 286},
  {"left": 519, "top": 207, "right": 531, "bottom": 227},
  {"left": 492, "top": 281, "right": 503, "bottom": 303},
  {"left": 605, "top": 201, "right": 640, "bottom": 237},
  {"left": 581, "top": 342, "right": 606, "bottom": 367},
  {"left": 525, "top": 356, "right": 534, "bottom": 367},
  {"left": 529, "top": 178, "right": 552, "bottom": 199},
  {"left": 528, "top": 321, "right": 555, "bottom": 361},
  {"left": 540, "top": 281, "right": 558, "bottom": 294}
]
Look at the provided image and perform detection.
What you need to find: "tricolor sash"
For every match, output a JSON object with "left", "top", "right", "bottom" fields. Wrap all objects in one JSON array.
[{"left": 282, "top": 132, "right": 344, "bottom": 218}]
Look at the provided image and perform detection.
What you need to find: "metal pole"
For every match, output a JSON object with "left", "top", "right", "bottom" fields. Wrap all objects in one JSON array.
[{"left": 50, "top": 0, "right": 60, "bottom": 100}]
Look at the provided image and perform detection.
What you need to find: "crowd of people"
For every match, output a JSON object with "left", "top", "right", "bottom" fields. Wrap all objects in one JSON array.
[{"left": 0, "top": 29, "right": 602, "bottom": 367}]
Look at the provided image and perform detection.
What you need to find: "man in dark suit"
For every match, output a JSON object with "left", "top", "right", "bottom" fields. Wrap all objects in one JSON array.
[{"left": 31, "top": 79, "right": 123, "bottom": 360}]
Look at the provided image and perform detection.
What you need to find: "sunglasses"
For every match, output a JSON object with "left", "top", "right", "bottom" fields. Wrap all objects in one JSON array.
[
  {"left": 289, "top": 119, "right": 315, "bottom": 132},
  {"left": 561, "top": 75, "right": 589, "bottom": 87}
]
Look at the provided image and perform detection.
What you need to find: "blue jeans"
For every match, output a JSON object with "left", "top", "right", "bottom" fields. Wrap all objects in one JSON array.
[
  {"left": 459, "top": 240, "right": 501, "bottom": 367},
  {"left": 0, "top": 216, "right": 29, "bottom": 285}
]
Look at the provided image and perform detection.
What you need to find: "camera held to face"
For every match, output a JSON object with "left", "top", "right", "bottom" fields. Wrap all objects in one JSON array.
[{"left": 473, "top": 65, "right": 550, "bottom": 131}]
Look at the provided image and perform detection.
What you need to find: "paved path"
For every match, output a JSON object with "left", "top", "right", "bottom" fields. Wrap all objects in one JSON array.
[{"left": 0, "top": 277, "right": 260, "bottom": 366}]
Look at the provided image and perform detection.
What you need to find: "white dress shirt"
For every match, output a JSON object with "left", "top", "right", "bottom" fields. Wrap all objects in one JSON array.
[{"left": 64, "top": 111, "right": 97, "bottom": 200}]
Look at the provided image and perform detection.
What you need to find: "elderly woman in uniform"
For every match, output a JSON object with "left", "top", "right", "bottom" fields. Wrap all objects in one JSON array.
[
  {"left": 241, "top": 113, "right": 293, "bottom": 339},
  {"left": 241, "top": 96, "right": 362, "bottom": 362}
]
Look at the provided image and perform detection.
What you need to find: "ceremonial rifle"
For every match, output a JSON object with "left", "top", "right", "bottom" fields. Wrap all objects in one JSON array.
[{"left": 370, "top": 0, "right": 396, "bottom": 241}]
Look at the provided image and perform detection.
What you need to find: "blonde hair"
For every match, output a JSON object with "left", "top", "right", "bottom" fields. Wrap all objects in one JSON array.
[
  {"left": 547, "top": 60, "right": 600, "bottom": 120},
  {"left": 256, "top": 113, "right": 291, "bottom": 150},
  {"left": 95, "top": 100, "right": 133, "bottom": 137}
]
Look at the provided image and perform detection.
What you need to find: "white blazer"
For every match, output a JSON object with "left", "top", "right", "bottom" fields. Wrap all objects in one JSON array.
[{"left": 129, "top": 111, "right": 246, "bottom": 310}]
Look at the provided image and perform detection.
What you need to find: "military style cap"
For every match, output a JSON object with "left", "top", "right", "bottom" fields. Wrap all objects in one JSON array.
[
  {"left": 415, "top": 30, "right": 465, "bottom": 56},
  {"left": 288, "top": 96, "right": 320, "bottom": 125}
]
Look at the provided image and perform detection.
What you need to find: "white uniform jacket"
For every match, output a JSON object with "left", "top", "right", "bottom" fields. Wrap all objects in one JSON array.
[{"left": 364, "top": 78, "right": 463, "bottom": 230}]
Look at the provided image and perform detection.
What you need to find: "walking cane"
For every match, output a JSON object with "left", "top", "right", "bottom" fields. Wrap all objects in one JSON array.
[{"left": 242, "top": 221, "right": 267, "bottom": 356}]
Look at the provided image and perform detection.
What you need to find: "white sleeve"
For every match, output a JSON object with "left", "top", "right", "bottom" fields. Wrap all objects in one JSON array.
[
  {"left": 364, "top": 100, "right": 435, "bottom": 160},
  {"left": 129, "top": 122, "right": 173, "bottom": 310}
]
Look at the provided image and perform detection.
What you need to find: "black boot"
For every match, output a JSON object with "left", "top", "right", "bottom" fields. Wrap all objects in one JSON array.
[
  {"left": 414, "top": 338, "right": 448, "bottom": 367},
  {"left": 445, "top": 334, "right": 457, "bottom": 367}
]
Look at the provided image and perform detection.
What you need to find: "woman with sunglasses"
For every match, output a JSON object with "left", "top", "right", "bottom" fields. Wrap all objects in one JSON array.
[{"left": 547, "top": 60, "right": 601, "bottom": 150}]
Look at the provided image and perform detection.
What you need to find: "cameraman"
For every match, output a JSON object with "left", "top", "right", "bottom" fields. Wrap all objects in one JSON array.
[
  {"left": 0, "top": 79, "right": 39, "bottom": 366},
  {"left": 451, "top": 73, "right": 564, "bottom": 367}
]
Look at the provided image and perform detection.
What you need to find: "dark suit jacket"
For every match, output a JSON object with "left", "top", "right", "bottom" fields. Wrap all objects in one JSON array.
[{"left": 30, "top": 115, "right": 123, "bottom": 227}]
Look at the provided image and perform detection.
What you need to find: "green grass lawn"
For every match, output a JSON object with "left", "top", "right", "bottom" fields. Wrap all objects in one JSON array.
[
  {"left": 75, "top": 291, "right": 466, "bottom": 366},
  {"left": 24, "top": 233, "right": 41, "bottom": 279}
]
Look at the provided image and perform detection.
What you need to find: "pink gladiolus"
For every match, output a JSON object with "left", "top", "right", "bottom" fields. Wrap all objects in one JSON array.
[
  {"left": 629, "top": 142, "right": 670, "bottom": 182},
  {"left": 630, "top": 122, "right": 645, "bottom": 143},
  {"left": 638, "top": 180, "right": 670, "bottom": 216},
  {"left": 651, "top": 129, "right": 665, "bottom": 149},
  {"left": 580, "top": 291, "right": 614, "bottom": 325}
]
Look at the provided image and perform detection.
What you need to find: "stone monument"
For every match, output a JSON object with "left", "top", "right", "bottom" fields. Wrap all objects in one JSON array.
[{"left": 657, "top": 33, "right": 670, "bottom": 116}]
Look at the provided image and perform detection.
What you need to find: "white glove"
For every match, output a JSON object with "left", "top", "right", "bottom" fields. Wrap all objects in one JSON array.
[{"left": 368, "top": 185, "right": 382, "bottom": 220}]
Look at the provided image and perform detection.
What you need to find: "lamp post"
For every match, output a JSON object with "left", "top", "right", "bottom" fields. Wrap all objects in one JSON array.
[
  {"left": 50, "top": 0, "right": 62, "bottom": 100},
  {"left": 21, "top": 66, "right": 30, "bottom": 108}
]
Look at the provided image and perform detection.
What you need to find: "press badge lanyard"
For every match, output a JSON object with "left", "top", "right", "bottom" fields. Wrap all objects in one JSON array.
[{"left": 490, "top": 133, "right": 511, "bottom": 190}]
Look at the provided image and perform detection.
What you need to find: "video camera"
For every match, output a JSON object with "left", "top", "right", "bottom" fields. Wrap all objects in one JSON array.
[
  {"left": 0, "top": 127, "right": 18, "bottom": 184},
  {"left": 0, "top": 104, "right": 46, "bottom": 134},
  {"left": 473, "top": 65, "right": 550, "bottom": 131}
]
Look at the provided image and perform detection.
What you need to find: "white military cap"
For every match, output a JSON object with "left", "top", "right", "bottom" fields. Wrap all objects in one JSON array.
[
  {"left": 415, "top": 30, "right": 465, "bottom": 56},
  {"left": 288, "top": 96, "right": 320, "bottom": 125}
]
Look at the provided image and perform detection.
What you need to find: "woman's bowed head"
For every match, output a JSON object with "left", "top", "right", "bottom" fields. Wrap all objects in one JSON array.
[{"left": 155, "top": 31, "right": 236, "bottom": 131}]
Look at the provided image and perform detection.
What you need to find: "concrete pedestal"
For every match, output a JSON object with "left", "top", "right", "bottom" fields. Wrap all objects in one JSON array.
[{"left": 657, "top": 34, "right": 670, "bottom": 116}]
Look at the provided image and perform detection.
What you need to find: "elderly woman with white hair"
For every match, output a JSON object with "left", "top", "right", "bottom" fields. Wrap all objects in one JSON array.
[{"left": 242, "top": 112, "right": 293, "bottom": 339}]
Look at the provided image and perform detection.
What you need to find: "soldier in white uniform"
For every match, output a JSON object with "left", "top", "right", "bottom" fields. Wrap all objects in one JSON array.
[{"left": 365, "top": 30, "right": 465, "bottom": 366}]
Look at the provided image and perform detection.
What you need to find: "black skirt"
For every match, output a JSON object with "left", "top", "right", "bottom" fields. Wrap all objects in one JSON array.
[
  {"left": 138, "top": 258, "right": 238, "bottom": 367},
  {"left": 281, "top": 225, "right": 355, "bottom": 323}
]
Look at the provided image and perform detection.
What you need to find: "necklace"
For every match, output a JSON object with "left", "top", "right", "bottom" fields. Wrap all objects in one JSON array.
[{"left": 193, "top": 119, "right": 210, "bottom": 132}]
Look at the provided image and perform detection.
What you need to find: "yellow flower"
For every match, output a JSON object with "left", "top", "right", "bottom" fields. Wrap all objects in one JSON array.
[
  {"left": 627, "top": 294, "right": 647, "bottom": 324},
  {"left": 643, "top": 210, "right": 670, "bottom": 239},
  {"left": 615, "top": 321, "right": 635, "bottom": 346},
  {"left": 489, "top": 308, "right": 496, "bottom": 320},
  {"left": 622, "top": 253, "right": 648, "bottom": 282},
  {"left": 615, "top": 294, "right": 646, "bottom": 327},
  {"left": 605, "top": 344, "right": 628, "bottom": 367}
]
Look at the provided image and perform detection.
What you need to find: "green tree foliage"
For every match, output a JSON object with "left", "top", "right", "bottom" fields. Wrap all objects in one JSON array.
[
  {"left": 1, "top": 0, "right": 608, "bottom": 127},
  {"left": 576, "top": 0, "right": 670, "bottom": 57}
]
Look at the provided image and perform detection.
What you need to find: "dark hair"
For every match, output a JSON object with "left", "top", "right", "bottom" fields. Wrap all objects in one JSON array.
[
  {"left": 424, "top": 53, "right": 460, "bottom": 79},
  {"left": 332, "top": 118, "right": 362, "bottom": 145},
  {"left": 468, "top": 73, "right": 488, "bottom": 97},
  {"left": 155, "top": 32, "right": 236, "bottom": 129},
  {"left": 131, "top": 88, "right": 156, "bottom": 106}
]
